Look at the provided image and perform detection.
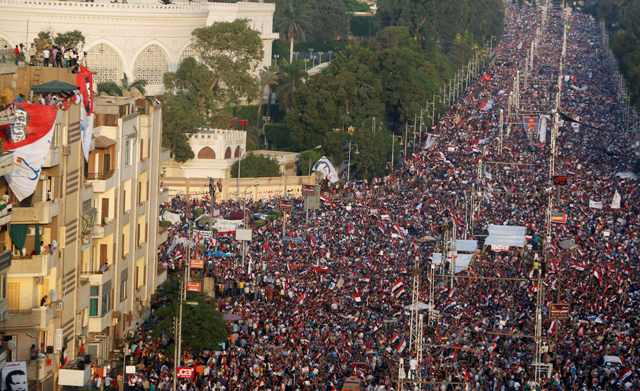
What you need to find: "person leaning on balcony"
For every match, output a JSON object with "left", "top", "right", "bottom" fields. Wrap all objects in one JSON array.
[
  {"left": 39, "top": 241, "right": 47, "bottom": 255},
  {"left": 40, "top": 294, "right": 48, "bottom": 307},
  {"left": 42, "top": 47, "right": 50, "bottom": 67}
]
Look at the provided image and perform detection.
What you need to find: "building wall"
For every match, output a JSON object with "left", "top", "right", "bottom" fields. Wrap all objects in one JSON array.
[
  {"left": 163, "top": 175, "right": 317, "bottom": 202},
  {"left": 0, "top": 0, "right": 277, "bottom": 95},
  {"left": 162, "top": 129, "right": 247, "bottom": 180}
]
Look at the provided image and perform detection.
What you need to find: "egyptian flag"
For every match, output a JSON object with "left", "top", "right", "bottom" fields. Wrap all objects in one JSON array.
[
  {"left": 619, "top": 368, "right": 632, "bottom": 384},
  {"left": 391, "top": 279, "right": 404, "bottom": 294},
  {"left": 593, "top": 268, "right": 603, "bottom": 286},
  {"left": 76, "top": 65, "right": 94, "bottom": 161},
  {"left": 353, "top": 288, "right": 362, "bottom": 303},
  {"left": 395, "top": 338, "right": 407, "bottom": 353},
  {"left": 1, "top": 103, "right": 57, "bottom": 201}
]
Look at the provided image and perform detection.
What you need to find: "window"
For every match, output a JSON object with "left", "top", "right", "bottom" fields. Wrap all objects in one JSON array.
[
  {"left": 197, "top": 147, "right": 216, "bottom": 160},
  {"left": 234, "top": 146, "right": 242, "bottom": 158},
  {"left": 0, "top": 274, "right": 5, "bottom": 300},
  {"left": 133, "top": 44, "right": 169, "bottom": 87},
  {"left": 101, "top": 280, "right": 112, "bottom": 316},
  {"left": 135, "top": 264, "right": 145, "bottom": 289},
  {"left": 125, "top": 139, "right": 131, "bottom": 166},
  {"left": 89, "top": 286, "right": 99, "bottom": 316},
  {"left": 120, "top": 269, "right": 128, "bottom": 302},
  {"left": 225, "top": 147, "right": 232, "bottom": 159}
]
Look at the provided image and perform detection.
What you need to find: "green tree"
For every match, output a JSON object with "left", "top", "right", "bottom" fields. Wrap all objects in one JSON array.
[
  {"left": 33, "top": 31, "right": 53, "bottom": 53},
  {"left": 96, "top": 74, "right": 146, "bottom": 97},
  {"left": 307, "top": 0, "right": 350, "bottom": 44},
  {"left": 256, "top": 65, "right": 279, "bottom": 131},
  {"left": 351, "top": 125, "right": 395, "bottom": 179},
  {"left": 275, "top": 0, "right": 312, "bottom": 62},
  {"left": 230, "top": 154, "right": 281, "bottom": 178},
  {"left": 151, "top": 277, "right": 227, "bottom": 354},
  {"left": 161, "top": 93, "right": 198, "bottom": 162},
  {"left": 344, "top": 0, "right": 370, "bottom": 13},
  {"left": 298, "top": 148, "right": 324, "bottom": 176},
  {"left": 275, "top": 60, "right": 306, "bottom": 113},
  {"left": 191, "top": 20, "right": 263, "bottom": 109},
  {"left": 374, "top": 27, "right": 438, "bottom": 130},
  {"left": 53, "top": 30, "right": 85, "bottom": 49}
]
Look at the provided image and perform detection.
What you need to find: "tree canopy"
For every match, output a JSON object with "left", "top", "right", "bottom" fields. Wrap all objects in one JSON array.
[
  {"left": 151, "top": 277, "right": 227, "bottom": 354},
  {"left": 162, "top": 20, "right": 263, "bottom": 161},
  {"left": 586, "top": 0, "right": 640, "bottom": 109},
  {"left": 230, "top": 154, "right": 281, "bottom": 178}
]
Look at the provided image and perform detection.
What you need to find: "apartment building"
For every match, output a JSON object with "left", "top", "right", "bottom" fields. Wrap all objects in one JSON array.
[
  {"left": 83, "top": 95, "right": 168, "bottom": 363},
  {"left": 0, "top": 152, "right": 15, "bottom": 369},
  {"left": 0, "top": 67, "right": 168, "bottom": 389}
]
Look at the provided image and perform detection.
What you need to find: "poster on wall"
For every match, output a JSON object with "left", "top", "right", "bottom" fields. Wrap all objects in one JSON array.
[{"left": 1, "top": 361, "right": 28, "bottom": 391}]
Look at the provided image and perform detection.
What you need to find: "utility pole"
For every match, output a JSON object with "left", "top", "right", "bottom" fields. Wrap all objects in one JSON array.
[
  {"left": 403, "top": 122, "right": 409, "bottom": 161},
  {"left": 499, "top": 109, "right": 504, "bottom": 155}
]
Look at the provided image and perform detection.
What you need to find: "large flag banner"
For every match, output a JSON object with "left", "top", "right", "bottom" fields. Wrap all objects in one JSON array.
[
  {"left": 76, "top": 66, "right": 94, "bottom": 161},
  {"left": 312, "top": 156, "right": 339, "bottom": 184},
  {"left": 1, "top": 103, "right": 57, "bottom": 201},
  {"left": 1, "top": 361, "right": 28, "bottom": 391}
]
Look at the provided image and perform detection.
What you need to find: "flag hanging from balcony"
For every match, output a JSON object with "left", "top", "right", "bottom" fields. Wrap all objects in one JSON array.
[
  {"left": 76, "top": 66, "right": 94, "bottom": 161},
  {"left": 0, "top": 103, "right": 57, "bottom": 201}
]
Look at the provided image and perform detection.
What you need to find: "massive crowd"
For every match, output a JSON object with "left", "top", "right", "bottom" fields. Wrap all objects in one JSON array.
[{"left": 118, "top": 2, "right": 639, "bottom": 390}]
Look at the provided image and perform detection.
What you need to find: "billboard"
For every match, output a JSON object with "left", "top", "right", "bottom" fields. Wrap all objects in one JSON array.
[{"left": 2, "top": 361, "right": 28, "bottom": 391}]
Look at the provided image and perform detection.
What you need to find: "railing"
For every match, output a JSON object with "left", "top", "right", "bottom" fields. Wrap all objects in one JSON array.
[
  {"left": 86, "top": 171, "right": 114, "bottom": 180},
  {"left": 0, "top": 0, "right": 209, "bottom": 10}
]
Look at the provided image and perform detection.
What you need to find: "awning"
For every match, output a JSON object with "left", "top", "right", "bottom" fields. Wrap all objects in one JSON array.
[
  {"left": 454, "top": 239, "right": 478, "bottom": 253},
  {"left": 93, "top": 136, "right": 116, "bottom": 149},
  {"left": 32, "top": 80, "right": 78, "bottom": 95},
  {"left": 10, "top": 223, "right": 28, "bottom": 251},
  {"left": 431, "top": 253, "right": 475, "bottom": 272},
  {"left": 486, "top": 224, "right": 527, "bottom": 248}
]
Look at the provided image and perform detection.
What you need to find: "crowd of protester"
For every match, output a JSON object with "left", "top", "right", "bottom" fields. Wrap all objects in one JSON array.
[
  {"left": 113, "top": 2, "right": 639, "bottom": 390},
  {"left": 1, "top": 42, "right": 85, "bottom": 68}
]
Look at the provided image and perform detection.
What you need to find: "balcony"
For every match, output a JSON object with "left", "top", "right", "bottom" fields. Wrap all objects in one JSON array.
[
  {"left": 86, "top": 171, "right": 116, "bottom": 193},
  {"left": 92, "top": 218, "right": 115, "bottom": 239},
  {"left": 0, "top": 250, "right": 11, "bottom": 273},
  {"left": 160, "top": 148, "right": 171, "bottom": 162},
  {"left": 42, "top": 146, "right": 62, "bottom": 168},
  {"left": 0, "top": 152, "right": 14, "bottom": 177},
  {"left": 158, "top": 226, "right": 169, "bottom": 244},
  {"left": 28, "top": 357, "right": 54, "bottom": 383},
  {"left": 58, "top": 364, "right": 91, "bottom": 387},
  {"left": 159, "top": 187, "right": 170, "bottom": 203},
  {"left": 81, "top": 264, "right": 113, "bottom": 286},
  {"left": 88, "top": 310, "right": 112, "bottom": 333},
  {"left": 7, "top": 253, "right": 57, "bottom": 277},
  {"left": 0, "top": 307, "right": 54, "bottom": 331},
  {"left": 12, "top": 200, "right": 60, "bottom": 224}
]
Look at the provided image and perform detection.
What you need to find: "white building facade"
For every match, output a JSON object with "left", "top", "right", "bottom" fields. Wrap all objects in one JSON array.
[
  {"left": 162, "top": 128, "right": 247, "bottom": 184},
  {"left": 0, "top": 0, "right": 278, "bottom": 95}
]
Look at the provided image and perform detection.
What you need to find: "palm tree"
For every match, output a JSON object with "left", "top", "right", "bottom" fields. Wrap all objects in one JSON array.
[
  {"left": 274, "top": 60, "right": 306, "bottom": 113},
  {"left": 275, "top": 0, "right": 310, "bottom": 63},
  {"left": 256, "top": 65, "right": 279, "bottom": 125},
  {"left": 96, "top": 74, "right": 147, "bottom": 97},
  {"left": 121, "top": 73, "right": 147, "bottom": 97}
]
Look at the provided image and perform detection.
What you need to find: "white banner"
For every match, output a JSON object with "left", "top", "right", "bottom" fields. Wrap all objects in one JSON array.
[
  {"left": 79, "top": 97, "right": 94, "bottom": 162},
  {"left": 538, "top": 115, "right": 547, "bottom": 143},
  {"left": 312, "top": 156, "right": 339, "bottom": 184},
  {"left": 610, "top": 191, "right": 621, "bottom": 209},
  {"left": 589, "top": 199, "right": 603, "bottom": 209}
]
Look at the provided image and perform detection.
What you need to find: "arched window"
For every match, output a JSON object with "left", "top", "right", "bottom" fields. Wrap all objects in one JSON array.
[
  {"left": 179, "top": 44, "right": 198, "bottom": 65},
  {"left": 134, "top": 44, "right": 169, "bottom": 87},
  {"left": 234, "top": 146, "right": 242, "bottom": 158},
  {"left": 197, "top": 147, "right": 216, "bottom": 160},
  {"left": 224, "top": 147, "right": 232, "bottom": 159},
  {"left": 86, "top": 43, "right": 124, "bottom": 84}
]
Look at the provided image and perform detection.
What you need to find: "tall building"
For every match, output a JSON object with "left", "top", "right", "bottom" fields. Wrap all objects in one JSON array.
[
  {"left": 0, "top": 66, "right": 167, "bottom": 389},
  {"left": 0, "top": 0, "right": 277, "bottom": 95}
]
